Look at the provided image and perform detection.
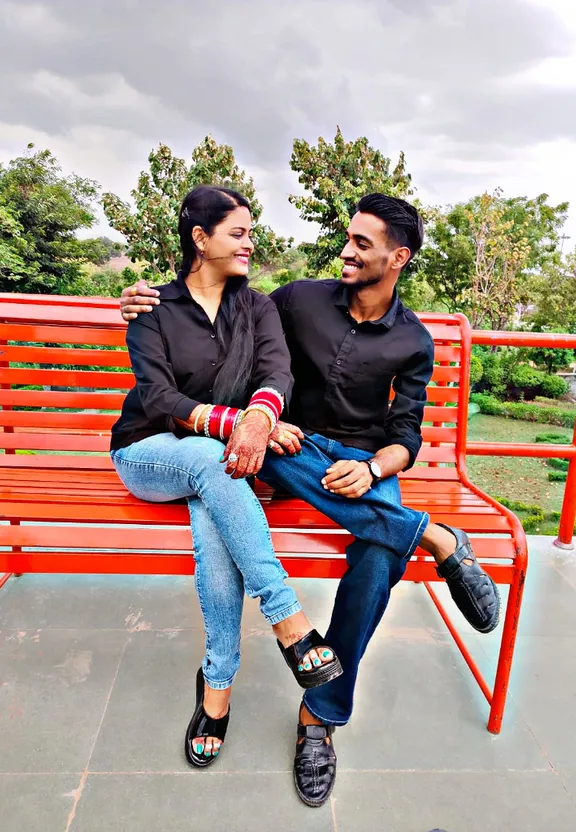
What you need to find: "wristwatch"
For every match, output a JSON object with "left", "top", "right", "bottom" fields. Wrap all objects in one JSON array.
[{"left": 367, "top": 458, "right": 382, "bottom": 483}]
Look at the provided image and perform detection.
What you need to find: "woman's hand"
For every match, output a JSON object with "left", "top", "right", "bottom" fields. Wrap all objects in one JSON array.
[
  {"left": 221, "top": 411, "right": 271, "bottom": 479},
  {"left": 268, "top": 421, "right": 305, "bottom": 455}
]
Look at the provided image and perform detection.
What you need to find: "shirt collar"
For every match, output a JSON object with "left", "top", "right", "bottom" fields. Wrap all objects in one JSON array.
[
  {"left": 156, "top": 271, "right": 192, "bottom": 300},
  {"left": 333, "top": 281, "right": 400, "bottom": 329}
]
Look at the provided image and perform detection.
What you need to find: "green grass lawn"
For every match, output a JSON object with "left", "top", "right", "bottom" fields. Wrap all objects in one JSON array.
[{"left": 465, "top": 414, "right": 573, "bottom": 534}]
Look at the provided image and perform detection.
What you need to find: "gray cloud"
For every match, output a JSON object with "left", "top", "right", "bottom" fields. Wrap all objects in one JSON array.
[{"left": 1, "top": 0, "right": 575, "bottom": 241}]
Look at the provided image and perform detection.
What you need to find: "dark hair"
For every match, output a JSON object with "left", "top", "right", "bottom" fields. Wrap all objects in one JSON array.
[
  {"left": 178, "top": 185, "right": 254, "bottom": 407},
  {"left": 356, "top": 193, "right": 424, "bottom": 263}
]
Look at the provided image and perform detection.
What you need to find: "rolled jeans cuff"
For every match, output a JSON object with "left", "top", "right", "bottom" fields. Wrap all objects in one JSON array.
[{"left": 266, "top": 600, "right": 302, "bottom": 626}]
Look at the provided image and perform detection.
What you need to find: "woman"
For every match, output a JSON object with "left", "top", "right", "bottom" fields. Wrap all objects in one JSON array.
[{"left": 110, "top": 185, "right": 342, "bottom": 768}]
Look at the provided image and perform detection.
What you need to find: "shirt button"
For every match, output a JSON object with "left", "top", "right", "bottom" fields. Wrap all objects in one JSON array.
[
  {"left": 211, "top": 333, "right": 216, "bottom": 339},
  {"left": 350, "top": 329, "right": 356, "bottom": 335},
  {"left": 209, "top": 389, "right": 213, "bottom": 394},
  {"left": 211, "top": 361, "right": 216, "bottom": 366},
  {"left": 336, "top": 360, "right": 342, "bottom": 365}
]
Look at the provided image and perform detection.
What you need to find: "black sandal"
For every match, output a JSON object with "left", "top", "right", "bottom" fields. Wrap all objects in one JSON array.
[
  {"left": 184, "top": 668, "right": 230, "bottom": 768},
  {"left": 294, "top": 723, "right": 337, "bottom": 807},
  {"left": 277, "top": 629, "right": 343, "bottom": 689}
]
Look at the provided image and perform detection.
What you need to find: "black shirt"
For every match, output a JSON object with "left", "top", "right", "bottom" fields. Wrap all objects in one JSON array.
[
  {"left": 110, "top": 273, "right": 293, "bottom": 451},
  {"left": 270, "top": 279, "right": 434, "bottom": 468}
]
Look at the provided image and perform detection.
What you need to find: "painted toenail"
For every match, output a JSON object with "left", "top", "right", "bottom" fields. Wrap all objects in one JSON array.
[
  {"left": 195, "top": 744, "right": 203, "bottom": 754},
  {"left": 304, "top": 662, "right": 311, "bottom": 669},
  {"left": 322, "top": 650, "right": 332, "bottom": 658},
  {"left": 313, "top": 658, "right": 321, "bottom": 666},
  {"left": 298, "top": 664, "right": 304, "bottom": 672}
]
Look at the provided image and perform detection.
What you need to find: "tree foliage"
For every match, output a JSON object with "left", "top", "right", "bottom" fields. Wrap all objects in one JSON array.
[
  {"left": 0, "top": 145, "right": 101, "bottom": 293},
  {"left": 289, "top": 127, "right": 414, "bottom": 272},
  {"left": 419, "top": 190, "right": 569, "bottom": 329},
  {"left": 102, "top": 137, "right": 292, "bottom": 280}
]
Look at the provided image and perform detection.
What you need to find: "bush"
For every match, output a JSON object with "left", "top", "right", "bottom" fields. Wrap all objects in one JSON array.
[
  {"left": 469, "top": 354, "right": 483, "bottom": 385},
  {"left": 547, "top": 458, "right": 569, "bottom": 471},
  {"left": 548, "top": 470, "right": 568, "bottom": 482},
  {"left": 535, "top": 432, "right": 571, "bottom": 444},
  {"left": 540, "top": 374, "right": 569, "bottom": 399},
  {"left": 470, "top": 394, "right": 575, "bottom": 427}
]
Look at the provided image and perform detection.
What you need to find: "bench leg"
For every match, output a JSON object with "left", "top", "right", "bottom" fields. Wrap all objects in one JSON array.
[
  {"left": 487, "top": 563, "right": 527, "bottom": 734},
  {"left": 0, "top": 573, "right": 13, "bottom": 590}
]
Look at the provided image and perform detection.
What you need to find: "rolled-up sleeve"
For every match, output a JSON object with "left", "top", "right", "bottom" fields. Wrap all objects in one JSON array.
[
  {"left": 126, "top": 313, "right": 200, "bottom": 423},
  {"left": 251, "top": 297, "right": 294, "bottom": 405},
  {"left": 381, "top": 343, "right": 434, "bottom": 470}
]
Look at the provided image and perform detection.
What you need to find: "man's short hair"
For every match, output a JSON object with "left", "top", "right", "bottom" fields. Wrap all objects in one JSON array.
[{"left": 356, "top": 193, "right": 424, "bottom": 262}]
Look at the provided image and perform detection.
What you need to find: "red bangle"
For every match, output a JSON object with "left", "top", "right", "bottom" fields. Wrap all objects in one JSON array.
[
  {"left": 222, "top": 408, "right": 239, "bottom": 440},
  {"left": 208, "top": 405, "right": 225, "bottom": 439},
  {"left": 248, "top": 389, "right": 283, "bottom": 421}
]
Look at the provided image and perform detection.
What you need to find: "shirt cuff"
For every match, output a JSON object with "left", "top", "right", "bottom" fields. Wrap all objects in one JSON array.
[{"left": 171, "top": 396, "right": 200, "bottom": 423}]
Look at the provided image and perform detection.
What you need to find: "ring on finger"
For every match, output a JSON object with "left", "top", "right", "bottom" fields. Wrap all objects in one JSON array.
[{"left": 228, "top": 452, "right": 239, "bottom": 463}]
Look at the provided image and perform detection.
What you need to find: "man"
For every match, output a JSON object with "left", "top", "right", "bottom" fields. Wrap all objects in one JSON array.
[{"left": 119, "top": 194, "right": 500, "bottom": 807}]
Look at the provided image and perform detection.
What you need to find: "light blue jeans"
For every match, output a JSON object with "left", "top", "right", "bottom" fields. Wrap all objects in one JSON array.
[{"left": 110, "top": 433, "right": 301, "bottom": 689}]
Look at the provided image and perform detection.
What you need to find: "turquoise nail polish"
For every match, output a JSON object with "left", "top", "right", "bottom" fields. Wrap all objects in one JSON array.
[
  {"left": 298, "top": 664, "right": 304, "bottom": 672},
  {"left": 313, "top": 658, "right": 321, "bottom": 667},
  {"left": 322, "top": 650, "right": 332, "bottom": 659},
  {"left": 219, "top": 456, "right": 225, "bottom": 462},
  {"left": 195, "top": 743, "right": 203, "bottom": 754},
  {"left": 214, "top": 750, "right": 219, "bottom": 756},
  {"left": 304, "top": 662, "right": 311, "bottom": 670}
]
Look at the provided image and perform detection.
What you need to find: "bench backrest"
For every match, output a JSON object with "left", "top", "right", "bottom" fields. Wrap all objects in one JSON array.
[{"left": 0, "top": 294, "right": 471, "bottom": 478}]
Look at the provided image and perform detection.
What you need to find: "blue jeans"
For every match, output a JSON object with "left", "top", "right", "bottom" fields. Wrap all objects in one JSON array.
[
  {"left": 258, "top": 433, "right": 429, "bottom": 725},
  {"left": 111, "top": 433, "right": 301, "bottom": 690}
]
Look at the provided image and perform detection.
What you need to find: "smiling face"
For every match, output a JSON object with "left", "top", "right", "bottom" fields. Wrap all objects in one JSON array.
[
  {"left": 194, "top": 205, "right": 254, "bottom": 276},
  {"left": 339, "top": 211, "right": 411, "bottom": 288}
]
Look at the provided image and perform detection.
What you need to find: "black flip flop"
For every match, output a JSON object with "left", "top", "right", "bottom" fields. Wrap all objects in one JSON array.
[
  {"left": 184, "top": 667, "right": 230, "bottom": 768},
  {"left": 277, "top": 629, "right": 343, "bottom": 689}
]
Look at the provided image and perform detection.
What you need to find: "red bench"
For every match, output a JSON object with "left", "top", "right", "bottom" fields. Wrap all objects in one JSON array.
[{"left": 0, "top": 293, "right": 527, "bottom": 734}]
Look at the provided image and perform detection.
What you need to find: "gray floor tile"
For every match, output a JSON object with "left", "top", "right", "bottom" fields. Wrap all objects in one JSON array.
[
  {"left": 89, "top": 629, "right": 306, "bottom": 773},
  {"left": 69, "top": 773, "right": 334, "bottom": 832},
  {"left": 0, "top": 573, "right": 204, "bottom": 632},
  {"left": 333, "top": 771, "right": 576, "bottom": 832},
  {"left": 0, "top": 629, "right": 127, "bottom": 773},
  {"left": 505, "top": 635, "right": 576, "bottom": 770},
  {"left": 336, "top": 633, "right": 547, "bottom": 772},
  {"left": 0, "top": 773, "right": 81, "bottom": 832},
  {"left": 558, "top": 771, "right": 576, "bottom": 807}
]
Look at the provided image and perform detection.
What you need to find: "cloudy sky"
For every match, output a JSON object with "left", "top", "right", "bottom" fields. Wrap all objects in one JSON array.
[{"left": 1, "top": 0, "right": 576, "bottom": 247}]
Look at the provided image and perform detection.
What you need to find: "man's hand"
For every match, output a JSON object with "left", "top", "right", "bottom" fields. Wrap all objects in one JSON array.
[
  {"left": 120, "top": 279, "right": 160, "bottom": 321},
  {"left": 321, "top": 460, "right": 372, "bottom": 498},
  {"left": 268, "top": 421, "right": 305, "bottom": 456},
  {"left": 221, "top": 411, "right": 271, "bottom": 479}
]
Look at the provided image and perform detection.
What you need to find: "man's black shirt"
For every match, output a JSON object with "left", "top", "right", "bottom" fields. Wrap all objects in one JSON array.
[
  {"left": 270, "top": 279, "right": 434, "bottom": 468},
  {"left": 110, "top": 273, "right": 293, "bottom": 451}
]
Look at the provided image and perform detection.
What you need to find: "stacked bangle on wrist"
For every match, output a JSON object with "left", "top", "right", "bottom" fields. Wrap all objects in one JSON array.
[
  {"left": 194, "top": 404, "right": 244, "bottom": 441},
  {"left": 243, "top": 387, "right": 284, "bottom": 434}
]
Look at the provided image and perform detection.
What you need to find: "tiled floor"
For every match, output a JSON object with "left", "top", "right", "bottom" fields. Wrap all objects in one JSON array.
[{"left": 1, "top": 536, "right": 575, "bottom": 831}]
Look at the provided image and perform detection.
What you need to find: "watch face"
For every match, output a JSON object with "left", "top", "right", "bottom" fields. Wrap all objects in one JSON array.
[{"left": 370, "top": 460, "right": 382, "bottom": 480}]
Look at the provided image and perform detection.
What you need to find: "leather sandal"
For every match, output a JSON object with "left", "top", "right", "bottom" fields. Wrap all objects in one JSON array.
[
  {"left": 277, "top": 629, "right": 343, "bottom": 689},
  {"left": 436, "top": 523, "right": 501, "bottom": 633},
  {"left": 294, "top": 723, "right": 337, "bottom": 807},
  {"left": 184, "top": 667, "right": 230, "bottom": 768}
]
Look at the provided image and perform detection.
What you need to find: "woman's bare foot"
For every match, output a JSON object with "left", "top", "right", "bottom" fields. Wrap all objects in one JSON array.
[
  {"left": 193, "top": 684, "right": 231, "bottom": 758},
  {"left": 272, "top": 611, "right": 335, "bottom": 673}
]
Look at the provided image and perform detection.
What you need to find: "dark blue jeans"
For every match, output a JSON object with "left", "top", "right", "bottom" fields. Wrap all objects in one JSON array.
[{"left": 259, "top": 433, "right": 429, "bottom": 725}]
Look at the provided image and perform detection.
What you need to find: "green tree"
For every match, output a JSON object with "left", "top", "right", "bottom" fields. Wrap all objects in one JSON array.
[
  {"left": 420, "top": 190, "right": 569, "bottom": 329},
  {"left": 102, "top": 137, "right": 292, "bottom": 280},
  {"left": 0, "top": 144, "right": 101, "bottom": 293},
  {"left": 289, "top": 127, "right": 414, "bottom": 273},
  {"left": 80, "top": 236, "right": 123, "bottom": 266},
  {"left": 528, "top": 251, "right": 576, "bottom": 333}
]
